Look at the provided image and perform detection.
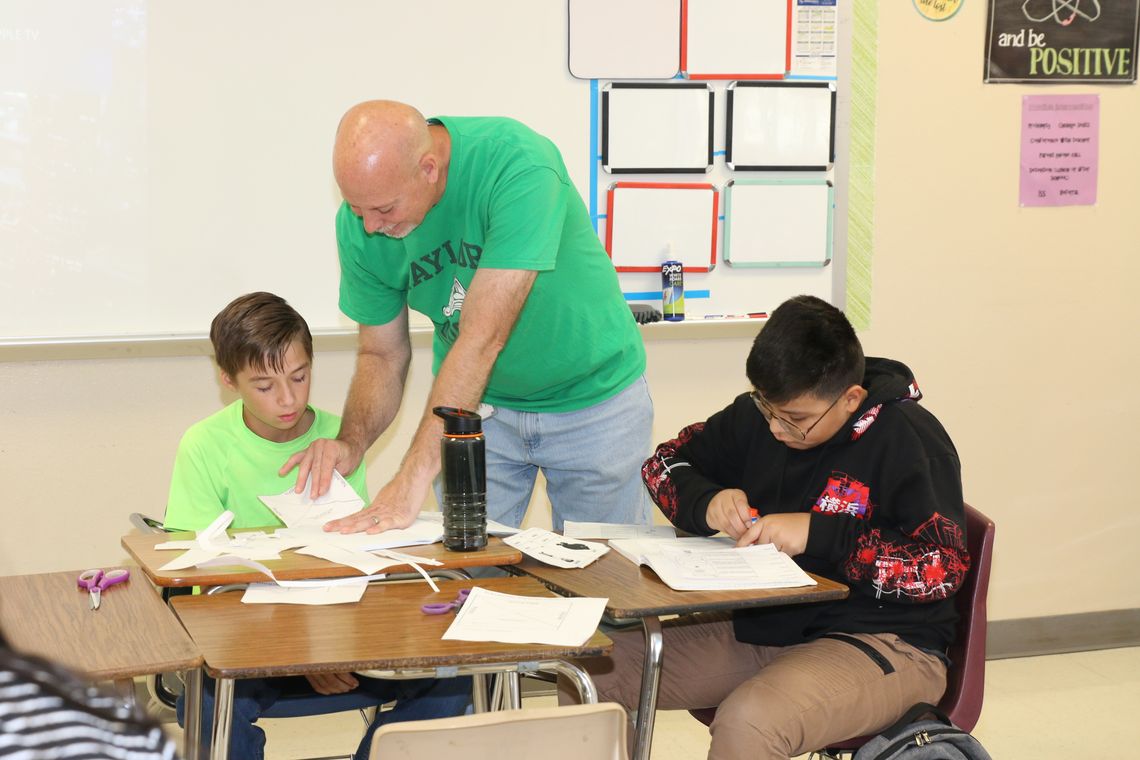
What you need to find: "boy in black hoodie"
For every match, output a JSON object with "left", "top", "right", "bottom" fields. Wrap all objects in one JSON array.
[{"left": 576, "top": 295, "right": 968, "bottom": 760}]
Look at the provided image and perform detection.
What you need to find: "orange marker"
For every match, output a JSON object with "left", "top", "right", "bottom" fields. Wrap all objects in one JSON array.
[{"left": 749, "top": 508, "right": 760, "bottom": 524}]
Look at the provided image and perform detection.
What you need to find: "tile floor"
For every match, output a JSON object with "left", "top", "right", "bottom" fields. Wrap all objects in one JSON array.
[{"left": 158, "top": 646, "right": 1140, "bottom": 758}]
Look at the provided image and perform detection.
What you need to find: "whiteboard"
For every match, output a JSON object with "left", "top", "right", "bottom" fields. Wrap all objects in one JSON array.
[
  {"left": 723, "top": 180, "right": 833, "bottom": 267},
  {"left": 602, "top": 84, "right": 713, "bottom": 173},
  {"left": 683, "top": 0, "right": 790, "bottom": 79},
  {"left": 605, "top": 183, "right": 718, "bottom": 272},
  {"left": 568, "top": 0, "right": 681, "bottom": 80},
  {"left": 0, "top": 0, "right": 589, "bottom": 344},
  {"left": 726, "top": 82, "right": 836, "bottom": 170}
]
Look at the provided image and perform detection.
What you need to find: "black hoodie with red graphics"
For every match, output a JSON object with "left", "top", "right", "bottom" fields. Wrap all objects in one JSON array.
[{"left": 641, "top": 357, "right": 968, "bottom": 652}]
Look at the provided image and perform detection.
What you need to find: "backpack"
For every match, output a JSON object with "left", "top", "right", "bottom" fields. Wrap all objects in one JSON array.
[{"left": 853, "top": 703, "right": 991, "bottom": 760}]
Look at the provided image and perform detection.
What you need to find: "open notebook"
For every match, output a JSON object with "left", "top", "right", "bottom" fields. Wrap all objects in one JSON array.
[{"left": 609, "top": 537, "right": 817, "bottom": 591}]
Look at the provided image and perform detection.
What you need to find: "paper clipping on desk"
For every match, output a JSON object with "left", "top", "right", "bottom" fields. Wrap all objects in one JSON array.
[
  {"left": 258, "top": 471, "right": 365, "bottom": 528},
  {"left": 504, "top": 528, "right": 609, "bottom": 568},
  {"left": 156, "top": 514, "right": 285, "bottom": 571},
  {"left": 441, "top": 587, "right": 608, "bottom": 646},
  {"left": 608, "top": 537, "right": 817, "bottom": 591},
  {"left": 273, "top": 517, "right": 444, "bottom": 552},
  {"left": 417, "top": 510, "right": 521, "bottom": 536},
  {"left": 562, "top": 521, "right": 676, "bottom": 540},
  {"left": 241, "top": 579, "right": 369, "bottom": 605}
]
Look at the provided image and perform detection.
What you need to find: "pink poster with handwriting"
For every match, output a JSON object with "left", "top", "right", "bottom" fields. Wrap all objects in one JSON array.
[{"left": 1020, "top": 94, "right": 1099, "bottom": 207}]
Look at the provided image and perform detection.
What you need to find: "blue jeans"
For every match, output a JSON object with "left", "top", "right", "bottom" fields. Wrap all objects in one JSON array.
[
  {"left": 479, "top": 374, "right": 654, "bottom": 531},
  {"left": 176, "top": 674, "right": 472, "bottom": 760}
]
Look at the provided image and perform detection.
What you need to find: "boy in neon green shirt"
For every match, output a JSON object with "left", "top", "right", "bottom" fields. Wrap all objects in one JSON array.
[{"left": 165, "top": 291, "right": 469, "bottom": 760}]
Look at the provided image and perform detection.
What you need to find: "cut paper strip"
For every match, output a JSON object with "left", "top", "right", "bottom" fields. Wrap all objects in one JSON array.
[
  {"left": 605, "top": 182, "right": 719, "bottom": 273},
  {"left": 241, "top": 580, "right": 369, "bottom": 606},
  {"left": 682, "top": 0, "right": 791, "bottom": 80},
  {"left": 568, "top": 0, "right": 681, "bottom": 79},
  {"left": 726, "top": 81, "right": 836, "bottom": 170},
  {"left": 602, "top": 83, "right": 713, "bottom": 174},
  {"left": 723, "top": 179, "right": 833, "bottom": 268}
]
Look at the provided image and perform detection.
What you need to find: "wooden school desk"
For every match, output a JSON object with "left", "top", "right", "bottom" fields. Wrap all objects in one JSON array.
[
  {"left": 512, "top": 550, "right": 850, "bottom": 760},
  {"left": 172, "top": 575, "right": 612, "bottom": 760},
  {"left": 0, "top": 569, "right": 204, "bottom": 758},
  {"left": 122, "top": 529, "right": 524, "bottom": 587}
]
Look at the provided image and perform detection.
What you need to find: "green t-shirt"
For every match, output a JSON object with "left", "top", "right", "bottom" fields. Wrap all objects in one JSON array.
[
  {"left": 164, "top": 401, "right": 368, "bottom": 531},
  {"left": 337, "top": 115, "right": 645, "bottom": 413}
]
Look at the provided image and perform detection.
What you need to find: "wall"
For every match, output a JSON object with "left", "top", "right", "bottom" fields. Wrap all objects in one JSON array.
[{"left": 2, "top": 3, "right": 1138, "bottom": 623}]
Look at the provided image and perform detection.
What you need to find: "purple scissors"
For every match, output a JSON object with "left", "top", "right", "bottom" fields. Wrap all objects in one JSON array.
[
  {"left": 421, "top": 588, "right": 470, "bottom": 615},
  {"left": 77, "top": 568, "right": 130, "bottom": 610}
]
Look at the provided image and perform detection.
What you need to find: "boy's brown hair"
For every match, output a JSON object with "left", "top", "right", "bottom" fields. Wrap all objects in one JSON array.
[{"left": 209, "top": 292, "right": 313, "bottom": 378}]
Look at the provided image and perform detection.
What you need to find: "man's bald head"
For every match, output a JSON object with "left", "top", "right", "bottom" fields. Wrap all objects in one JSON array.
[
  {"left": 333, "top": 100, "right": 431, "bottom": 190},
  {"left": 332, "top": 100, "right": 449, "bottom": 238}
]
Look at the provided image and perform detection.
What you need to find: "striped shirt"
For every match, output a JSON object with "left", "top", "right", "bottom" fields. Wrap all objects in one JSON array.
[{"left": 0, "top": 648, "right": 177, "bottom": 759}]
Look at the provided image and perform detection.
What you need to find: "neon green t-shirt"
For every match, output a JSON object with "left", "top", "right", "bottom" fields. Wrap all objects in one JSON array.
[
  {"left": 337, "top": 115, "right": 645, "bottom": 413},
  {"left": 164, "top": 401, "right": 368, "bottom": 531}
]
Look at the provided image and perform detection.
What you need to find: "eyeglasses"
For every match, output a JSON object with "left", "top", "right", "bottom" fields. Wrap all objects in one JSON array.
[{"left": 750, "top": 390, "right": 844, "bottom": 442}]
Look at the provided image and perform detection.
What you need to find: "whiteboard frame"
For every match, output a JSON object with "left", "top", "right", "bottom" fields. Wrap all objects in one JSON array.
[
  {"left": 681, "top": 0, "right": 792, "bottom": 80},
  {"left": 601, "top": 83, "right": 714, "bottom": 174},
  {"left": 604, "top": 182, "right": 719, "bottom": 273},
  {"left": 726, "top": 81, "right": 837, "bottom": 171},
  {"left": 722, "top": 178, "right": 834, "bottom": 269}
]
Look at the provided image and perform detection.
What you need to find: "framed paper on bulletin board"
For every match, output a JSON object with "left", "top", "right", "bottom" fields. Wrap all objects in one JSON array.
[
  {"left": 602, "top": 83, "right": 714, "bottom": 173},
  {"left": 605, "top": 182, "right": 719, "bottom": 273},
  {"left": 723, "top": 179, "right": 834, "bottom": 268},
  {"left": 682, "top": 0, "right": 792, "bottom": 79},
  {"left": 726, "top": 81, "right": 836, "bottom": 170}
]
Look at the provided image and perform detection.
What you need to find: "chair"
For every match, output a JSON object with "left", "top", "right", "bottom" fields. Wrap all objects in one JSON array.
[
  {"left": 368, "top": 703, "right": 629, "bottom": 760},
  {"left": 689, "top": 503, "right": 995, "bottom": 758},
  {"left": 129, "top": 513, "right": 384, "bottom": 759}
]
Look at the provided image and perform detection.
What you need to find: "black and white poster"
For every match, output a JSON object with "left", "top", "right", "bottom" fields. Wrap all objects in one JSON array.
[{"left": 985, "top": 0, "right": 1139, "bottom": 83}]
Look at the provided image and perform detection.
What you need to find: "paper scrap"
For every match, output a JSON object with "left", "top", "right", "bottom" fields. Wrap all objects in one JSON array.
[
  {"left": 241, "top": 580, "right": 368, "bottom": 605},
  {"left": 258, "top": 471, "right": 365, "bottom": 528},
  {"left": 504, "top": 528, "right": 609, "bottom": 569},
  {"left": 441, "top": 587, "right": 607, "bottom": 646}
]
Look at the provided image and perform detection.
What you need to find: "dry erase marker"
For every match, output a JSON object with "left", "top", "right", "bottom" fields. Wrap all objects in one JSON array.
[{"left": 749, "top": 508, "right": 759, "bottom": 524}]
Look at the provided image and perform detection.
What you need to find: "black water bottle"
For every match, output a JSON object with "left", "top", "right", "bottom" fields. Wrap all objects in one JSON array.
[{"left": 433, "top": 406, "right": 488, "bottom": 551}]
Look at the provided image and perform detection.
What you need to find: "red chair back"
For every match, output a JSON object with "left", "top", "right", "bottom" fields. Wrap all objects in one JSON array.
[{"left": 689, "top": 503, "right": 996, "bottom": 750}]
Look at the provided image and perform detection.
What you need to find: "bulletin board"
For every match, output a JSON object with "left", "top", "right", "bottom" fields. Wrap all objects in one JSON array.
[{"left": 578, "top": 0, "right": 854, "bottom": 322}]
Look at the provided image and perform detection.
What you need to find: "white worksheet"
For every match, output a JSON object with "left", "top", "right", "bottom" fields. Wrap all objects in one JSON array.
[{"left": 441, "top": 587, "right": 607, "bottom": 646}]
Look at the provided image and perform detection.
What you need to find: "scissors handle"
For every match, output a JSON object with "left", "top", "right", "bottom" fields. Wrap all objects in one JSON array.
[{"left": 420, "top": 588, "right": 471, "bottom": 615}]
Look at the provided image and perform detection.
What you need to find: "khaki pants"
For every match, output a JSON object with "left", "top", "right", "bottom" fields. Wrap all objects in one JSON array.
[{"left": 560, "top": 613, "right": 947, "bottom": 760}]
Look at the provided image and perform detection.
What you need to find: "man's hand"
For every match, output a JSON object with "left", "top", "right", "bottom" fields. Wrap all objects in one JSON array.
[
  {"left": 279, "top": 438, "right": 363, "bottom": 500},
  {"left": 304, "top": 672, "right": 359, "bottom": 695},
  {"left": 323, "top": 470, "right": 430, "bottom": 534},
  {"left": 735, "top": 512, "right": 810, "bottom": 555},
  {"left": 705, "top": 489, "right": 756, "bottom": 540}
]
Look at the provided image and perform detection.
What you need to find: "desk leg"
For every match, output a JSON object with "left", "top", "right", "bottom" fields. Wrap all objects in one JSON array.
[
  {"left": 471, "top": 673, "right": 490, "bottom": 713},
  {"left": 633, "top": 616, "right": 664, "bottom": 760},
  {"left": 546, "top": 660, "right": 598, "bottom": 705},
  {"left": 209, "top": 677, "right": 235, "bottom": 760},
  {"left": 502, "top": 672, "right": 521, "bottom": 709},
  {"left": 182, "top": 667, "right": 203, "bottom": 760}
]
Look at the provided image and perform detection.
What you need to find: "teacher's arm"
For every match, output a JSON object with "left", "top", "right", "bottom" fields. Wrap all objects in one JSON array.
[
  {"left": 325, "top": 265, "right": 537, "bottom": 534},
  {"left": 280, "top": 307, "right": 412, "bottom": 498}
]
